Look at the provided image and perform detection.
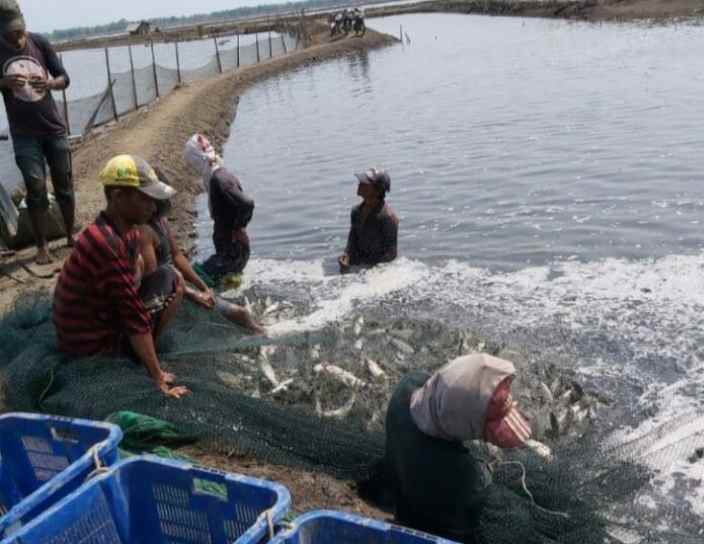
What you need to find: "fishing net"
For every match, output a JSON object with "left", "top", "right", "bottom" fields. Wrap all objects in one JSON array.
[{"left": 0, "top": 291, "right": 702, "bottom": 543}]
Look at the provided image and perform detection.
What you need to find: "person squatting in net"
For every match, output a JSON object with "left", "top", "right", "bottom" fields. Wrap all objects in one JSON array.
[
  {"left": 183, "top": 133, "right": 254, "bottom": 283},
  {"left": 53, "top": 155, "right": 190, "bottom": 399},
  {"left": 339, "top": 167, "right": 399, "bottom": 274},
  {"left": 137, "top": 167, "right": 265, "bottom": 336},
  {"left": 0, "top": 1, "right": 73, "bottom": 264},
  {"left": 386, "top": 353, "right": 539, "bottom": 542}
]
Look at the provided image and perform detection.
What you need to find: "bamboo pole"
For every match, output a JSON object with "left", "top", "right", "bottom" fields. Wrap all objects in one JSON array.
[
  {"left": 127, "top": 44, "right": 138, "bottom": 109},
  {"left": 236, "top": 32, "right": 240, "bottom": 68},
  {"left": 214, "top": 36, "right": 223, "bottom": 73},
  {"left": 150, "top": 41, "right": 159, "bottom": 98},
  {"left": 175, "top": 41, "right": 182, "bottom": 84},
  {"left": 255, "top": 32, "right": 260, "bottom": 63},
  {"left": 281, "top": 33, "right": 287, "bottom": 54},
  {"left": 59, "top": 54, "right": 70, "bottom": 135},
  {"left": 104, "top": 48, "right": 118, "bottom": 121},
  {"left": 268, "top": 31, "right": 273, "bottom": 58}
]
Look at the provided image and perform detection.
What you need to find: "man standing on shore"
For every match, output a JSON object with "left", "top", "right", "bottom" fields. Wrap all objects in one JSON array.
[{"left": 0, "top": 1, "right": 73, "bottom": 264}]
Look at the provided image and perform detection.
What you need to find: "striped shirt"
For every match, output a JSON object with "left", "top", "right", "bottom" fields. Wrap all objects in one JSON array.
[{"left": 53, "top": 212, "right": 151, "bottom": 356}]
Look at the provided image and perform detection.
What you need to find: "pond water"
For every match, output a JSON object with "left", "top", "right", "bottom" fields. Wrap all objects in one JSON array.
[{"left": 191, "top": 13, "right": 704, "bottom": 532}]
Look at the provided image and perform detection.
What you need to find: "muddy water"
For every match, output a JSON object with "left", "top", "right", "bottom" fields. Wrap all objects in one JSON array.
[{"left": 192, "top": 14, "right": 704, "bottom": 529}]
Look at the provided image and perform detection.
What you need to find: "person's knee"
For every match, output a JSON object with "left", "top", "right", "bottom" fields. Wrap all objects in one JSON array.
[{"left": 24, "top": 178, "right": 50, "bottom": 211}]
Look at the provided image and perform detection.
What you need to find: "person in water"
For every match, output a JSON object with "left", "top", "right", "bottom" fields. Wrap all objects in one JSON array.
[
  {"left": 339, "top": 168, "right": 399, "bottom": 273},
  {"left": 137, "top": 168, "right": 264, "bottom": 335},
  {"left": 183, "top": 133, "right": 254, "bottom": 283},
  {"left": 385, "top": 353, "right": 533, "bottom": 541}
]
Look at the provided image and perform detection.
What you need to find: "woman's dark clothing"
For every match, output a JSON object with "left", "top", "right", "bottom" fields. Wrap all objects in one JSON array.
[
  {"left": 149, "top": 217, "right": 173, "bottom": 267},
  {"left": 346, "top": 202, "right": 398, "bottom": 266},
  {"left": 205, "top": 168, "right": 254, "bottom": 279},
  {"left": 385, "top": 372, "right": 489, "bottom": 542}
]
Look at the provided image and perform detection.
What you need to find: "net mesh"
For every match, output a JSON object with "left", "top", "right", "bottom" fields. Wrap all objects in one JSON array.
[
  {"left": 0, "top": 292, "right": 702, "bottom": 543},
  {"left": 41, "top": 33, "right": 293, "bottom": 138}
]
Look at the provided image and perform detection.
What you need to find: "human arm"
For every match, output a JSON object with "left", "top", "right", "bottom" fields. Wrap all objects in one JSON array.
[
  {"left": 340, "top": 208, "right": 359, "bottom": 272},
  {"left": 378, "top": 210, "right": 399, "bottom": 263},
  {"left": 30, "top": 34, "right": 70, "bottom": 92},
  {"left": 164, "top": 219, "right": 214, "bottom": 308},
  {"left": 128, "top": 333, "right": 190, "bottom": 398},
  {"left": 137, "top": 226, "right": 159, "bottom": 277}
]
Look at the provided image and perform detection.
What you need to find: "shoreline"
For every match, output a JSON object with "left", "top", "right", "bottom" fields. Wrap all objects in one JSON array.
[{"left": 0, "top": 26, "right": 396, "bottom": 311}]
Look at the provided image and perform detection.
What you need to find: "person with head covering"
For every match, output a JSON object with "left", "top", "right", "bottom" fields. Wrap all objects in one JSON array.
[
  {"left": 183, "top": 134, "right": 254, "bottom": 283},
  {"left": 0, "top": 1, "right": 73, "bottom": 264},
  {"left": 137, "top": 167, "right": 264, "bottom": 335},
  {"left": 53, "top": 155, "right": 189, "bottom": 399},
  {"left": 384, "top": 353, "right": 532, "bottom": 541},
  {"left": 339, "top": 167, "right": 399, "bottom": 273}
]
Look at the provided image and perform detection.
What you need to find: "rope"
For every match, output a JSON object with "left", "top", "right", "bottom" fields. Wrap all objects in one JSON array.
[
  {"left": 256, "top": 508, "right": 276, "bottom": 541},
  {"left": 85, "top": 445, "right": 110, "bottom": 481},
  {"left": 495, "top": 461, "right": 570, "bottom": 520}
]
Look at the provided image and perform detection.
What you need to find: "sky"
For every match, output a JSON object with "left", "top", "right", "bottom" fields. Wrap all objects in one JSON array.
[{"left": 20, "top": 0, "right": 273, "bottom": 34}]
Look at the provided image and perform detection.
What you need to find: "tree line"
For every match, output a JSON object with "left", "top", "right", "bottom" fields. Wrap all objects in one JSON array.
[{"left": 47, "top": 0, "right": 369, "bottom": 41}]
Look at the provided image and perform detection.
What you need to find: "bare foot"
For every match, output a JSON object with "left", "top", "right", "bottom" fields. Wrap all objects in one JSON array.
[{"left": 35, "top": 247, "right": 53, "bottom": 265}]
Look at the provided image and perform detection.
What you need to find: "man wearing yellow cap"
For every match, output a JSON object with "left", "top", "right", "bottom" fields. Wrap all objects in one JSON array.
[{"left": 53, "top": 155, "right": 189, "bottom": 399}]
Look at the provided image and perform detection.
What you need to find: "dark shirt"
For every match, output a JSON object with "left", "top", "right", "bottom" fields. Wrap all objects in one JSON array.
[
  {"left": 346, "top": 202, "right": 398, "bottom": 266},
  {"left": 209, "top": 168, "right": 254, "bottom": 255},
  {"left": 53, "top": 213, "right": 151, "bottom": 356},
  {"left": 385, "top": 372, "right": 488, "bottom": 541},
  {"left": 0, "top": 33, "right": 70, "bottom": 137},
  {"left": 149, "top": 217, "right": 173, "bottom": 267}
]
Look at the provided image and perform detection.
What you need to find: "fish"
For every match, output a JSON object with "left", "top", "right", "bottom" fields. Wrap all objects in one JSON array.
[
  {"left": 354, "top": 339, "right": 364, "bottom": 351},
  {"left": 526, "top": 439, "right": 553, "bottom": 462},
  {"left": 313, "top": 363, "right": 367, "bottom": 388},
  {"left": 353, "top": 316, "right": 364, "bottom": 336},
  {"left": 390, "top": 328, "right": 414, "bottom": 341},
  {"left": 259, "top": 357, "right": 279, "bottom": 388},
  {"left": 271, "top": 378, "right": 295, "bottom": 396},
  {"left": 390, "top": 337, "right": 415, "bottom": 355},
  {"left": 263, "top": 302, "right": 281, "bottom": 316},
  {"left": 539, "top": 382, "right": 554, "bottom": 404},
  {"left": 217, "top": 371, "right": 241, "bottom": 388},
  {"left": 315, "top": 393, "right": 356, "bottom": 419},
  {"left": 309, "top": 345, "right": 321, "bottom": 361},
  {"left": 365, "top": 359, "right": 387, "bottom": 380}
]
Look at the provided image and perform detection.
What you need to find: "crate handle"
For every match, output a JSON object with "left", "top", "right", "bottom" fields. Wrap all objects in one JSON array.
[{"left": 50, "top": 426, "right": 80, "bottom": 444}]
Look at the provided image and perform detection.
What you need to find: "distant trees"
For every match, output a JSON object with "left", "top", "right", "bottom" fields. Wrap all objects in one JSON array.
[{"left": 47, "top": 0, "right": 369, "bottom": 42}]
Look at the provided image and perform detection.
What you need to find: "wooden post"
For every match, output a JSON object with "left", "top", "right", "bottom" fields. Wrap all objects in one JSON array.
[
  {"left": 128, "top": 44, "right": 138, "bottom": 109},
  {"left": 104, "top": 48, "right": 118, "bottom": 121},
  {"left": 236, "top": 32, "right": 240, "bottom": 68},
  {"left": 83, "top": 79, "right": 116, "bottom": 136},
  {"left": 400, "top": 25, "right": 403, "bottom": 41},
  {"left": 175, "top": 41, "right": 182, "bottom": 84},
  {"left": 59, "top": 54, "right": 70, "bottom": 135},
  {"left": 255, "top": 32, "right": 260, "bottom": 63},
  {"left": 268, "top": 30, "right": 273, "bottom": 58},
  {"left": 150, "top": 41, "right": 159, "bottom": 98},
  {"left": 213, "top": 36, "right": 223, "bottom": 73},
  {"left": 281, "top": 33, "right": 287, "bottom": 54}
]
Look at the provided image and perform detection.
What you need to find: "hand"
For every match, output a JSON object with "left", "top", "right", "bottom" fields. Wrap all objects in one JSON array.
[
  {"left": 201, "top": 289, "right": 216, "bottom": 309},
  {"left": 160, "top": 371, "right": 176, "bottom": 385},
  {"left": 160, "top": 383, "right": 191, "bottom": 399},
  {"left": 0, "top": 74, "right": 26, "bottom": 91},
  {"left": 338, "top": 254, "right": 350, "bottom": 273},
  {"left": 28, "top": 76, "right": 51, "bottom": 93}
]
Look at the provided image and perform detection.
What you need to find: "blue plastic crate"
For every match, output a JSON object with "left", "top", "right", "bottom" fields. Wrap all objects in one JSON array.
[
  {"left": 2, "top": 455, "right": 291, "bottom": 544},
  {"left": 0, "top": 413, "right": 122, "bottom": 539},
  {"left": 270, "top": 511, "right": 460, "bottom": 544}
]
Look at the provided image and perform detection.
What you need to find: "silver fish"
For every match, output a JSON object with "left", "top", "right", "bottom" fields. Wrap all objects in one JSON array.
[
  {"left": 259, "top": 358, "right": 279, "bottom": 388},
  {"left": 314, "top": 363, "right": 367, "bottom": 388},
  {"left": 539, "top": 382, "right": 555, "bottom": 404},
  {"left": 353, "top": 316, "right": 364, "bottom": 337},
  {"left": 315, "top": 393, "right": 356, "bottom": 419},
  {"left": 390, "top": 337, "right": 415, "bottom": 355},
  {"left": 365, "top": 359, "right": 387, "bottom": 380}
]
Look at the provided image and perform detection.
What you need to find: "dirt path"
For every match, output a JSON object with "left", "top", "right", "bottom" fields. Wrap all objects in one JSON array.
[{"left": 0, "top": 27, "right": 395, "bottom": 312}]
